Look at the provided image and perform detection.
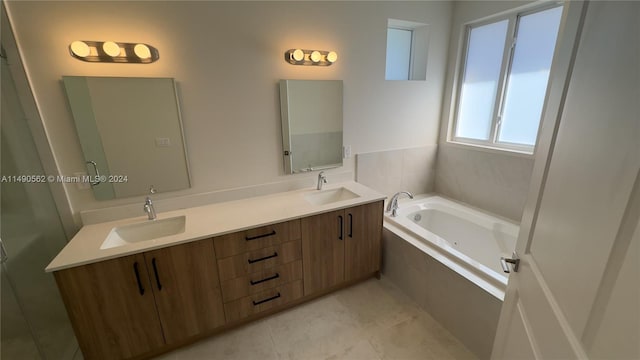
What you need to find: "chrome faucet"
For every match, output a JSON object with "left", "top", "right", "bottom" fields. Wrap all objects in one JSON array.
[
  {"left": 143, "top": 185, "right": 157, "bottom": 220},
  {"left": 387, "top": 191, "right": 414, "bottom": 217},
  {"left": 317, "top": 171, "right": 327, "bottom": 190}
]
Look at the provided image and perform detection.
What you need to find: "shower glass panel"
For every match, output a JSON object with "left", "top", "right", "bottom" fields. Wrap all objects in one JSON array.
[{"left": 1, "top": 46, "right": 78, "bottom": 359}]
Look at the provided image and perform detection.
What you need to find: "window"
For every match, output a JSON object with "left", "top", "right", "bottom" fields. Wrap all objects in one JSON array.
[
  {"left": 386, "top": 28, "right": 413, "bottom": 80},
  {"left": 385, "top": 19, "right": 430, "bottom": 81},
  {"left": 452, "top": 5, "right": 563, "bottom": 152}
]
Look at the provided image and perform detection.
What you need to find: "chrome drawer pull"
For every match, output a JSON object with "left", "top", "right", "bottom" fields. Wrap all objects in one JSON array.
[
  {"left": 247, "top": 252, "right": 278, "bottom": 264},
  {"left": 250, "top": 273, "right": 280, "bottom": 286},
  {"left": 252, "top": 292, "right": 281, "bottom": 306},
  {"left": 245, "top": 230, "right": 276, "bottom": 241}
]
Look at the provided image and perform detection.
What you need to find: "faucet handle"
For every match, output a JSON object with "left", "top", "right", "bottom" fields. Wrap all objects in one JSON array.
[{"left": 149, "top": 185, "right": 156, "bottom": 195}]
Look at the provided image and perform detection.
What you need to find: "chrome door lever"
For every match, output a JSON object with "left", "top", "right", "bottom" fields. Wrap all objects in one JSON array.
[{"left": 500, "top": 252, "right": 520, "bottom": 273}]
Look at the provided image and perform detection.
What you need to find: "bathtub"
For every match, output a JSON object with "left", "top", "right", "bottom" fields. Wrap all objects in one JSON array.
[
  {"left": 382, "top": 195, "right": 519, "bottom": 359},
  {"left": 382, "top": 195, "right": 520, "bottom": 359},
  {"left": 384, "top": 195, "right": 518, "bottom": 300}
]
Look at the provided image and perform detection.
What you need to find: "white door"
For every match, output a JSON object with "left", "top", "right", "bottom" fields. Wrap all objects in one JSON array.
[{"left": 491, "top": 1, "right": 639, "bottom": 359}]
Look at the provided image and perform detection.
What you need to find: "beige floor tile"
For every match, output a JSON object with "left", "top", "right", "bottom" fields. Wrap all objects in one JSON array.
[
  {"left": 152, "top": 276, "right": 476, "bottom": 360},
  {"left": 158, "top": 320, "right": 278, "bottom": 360},
  {"left": 335, "top": 278, "right": 418, "bottom": 330},
  {"left": 267, "top": 295, "right": 365, "bottom": 359},
  {"left": 368, "top": 310, "right": 477, "bottom": 360},
  {"left": 325, "top": 339, "right": 382, "bottom": 360}
]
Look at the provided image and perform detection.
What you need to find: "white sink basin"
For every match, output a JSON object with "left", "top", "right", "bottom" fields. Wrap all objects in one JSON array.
[
  {"left": 304, "top": 187, "right": 359, "bottom": 206},
  {"left": 100, "top": 215, "right": 186, "bottom": 250}
]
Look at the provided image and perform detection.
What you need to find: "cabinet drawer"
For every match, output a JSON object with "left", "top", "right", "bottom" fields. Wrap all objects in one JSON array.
[
  {"left": 223, "top": 280, "right": 304, "bottom": 323},
  {"left": 217, "top": 240, "right": 302, "bottom": 281},
  {"left": 214, "top": 219, "right": 301, "bottom": 259},
  {"left": 220, "top": 260, "right": 303, "bottom": 303}
]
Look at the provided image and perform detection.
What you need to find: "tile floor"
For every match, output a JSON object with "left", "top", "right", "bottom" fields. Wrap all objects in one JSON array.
[{"left": 154, "top": 277, "right": 477, "bottom": 360}]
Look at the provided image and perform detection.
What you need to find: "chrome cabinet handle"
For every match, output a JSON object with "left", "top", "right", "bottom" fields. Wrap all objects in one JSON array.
[
  {"left": 85, "top": 161, "right": 101, "bottom": 186},
  {"left": 500, "top": 252, "right": 520, "bottom": 273}
]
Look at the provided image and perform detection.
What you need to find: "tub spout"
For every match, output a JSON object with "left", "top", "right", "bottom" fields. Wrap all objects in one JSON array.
[{"left": 387, "top": 191, "right": 414, "bottom": 217}]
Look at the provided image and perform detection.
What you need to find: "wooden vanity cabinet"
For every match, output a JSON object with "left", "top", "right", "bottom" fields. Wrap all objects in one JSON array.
[
  {"left": 214, "top": 219, "right": 304, "bottom": 323},
  {"left": 142, "top": 239, "right": 225, "bottom": 345},
  {"left": 54, "top": 254, "right": 165, "bottom": 360},
  {"left": 54, "top": 200, "right": 383, "bottom": 359},
  {"left": 344, "top": 202, "right": 384, "bottom": 281},
  {"left": 54, "top": 238, "right": 225, "bottom": 360},
  {"left": 302, "top": 201, "right": 384, "bottom": 296}
]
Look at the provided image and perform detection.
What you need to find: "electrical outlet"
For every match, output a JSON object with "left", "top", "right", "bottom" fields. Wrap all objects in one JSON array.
[
  {"left": 155, "top": 137, "right": 171, "bottom": 147},
  {"left": 343, "top": 145, "right": 352, "bottom": 159},
  {"left": 75, "top": 172, "right": 90, "bottom": 190}
]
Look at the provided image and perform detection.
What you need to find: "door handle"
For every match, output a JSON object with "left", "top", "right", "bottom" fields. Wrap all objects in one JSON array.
[
  {"left": 500, "top": 252, "right": 520, "bottom": 273},
  {"left": 85, "top": 160, "right": 101, "bottom": 186}
]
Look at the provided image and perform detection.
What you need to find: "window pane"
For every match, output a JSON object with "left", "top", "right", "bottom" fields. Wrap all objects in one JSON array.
[
  {"left": 455, "top": 20, "right": 508, "bottom": 140},
  {"left": 498, "top": 6, "right": 563, "bottom": 146},
  {"left": 385, "top": 28, "right": 412, "bottom": 80}
]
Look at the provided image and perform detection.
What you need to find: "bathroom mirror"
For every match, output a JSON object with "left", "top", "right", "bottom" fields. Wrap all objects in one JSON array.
[
  {"left": 279, "top": 80, "right": 343, "bottom": 174},
  {"left": 63, "top": 76, "right": 191, "bottom": 200}
]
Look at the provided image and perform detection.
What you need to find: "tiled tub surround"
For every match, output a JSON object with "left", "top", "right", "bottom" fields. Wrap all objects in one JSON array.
[
  {"left": 434, "top": 144, "right": 534, "bottom": 222},
  {"left": 356, "top": 145, "right": 437, "bottom": 198},
  {"left": 382, "top": 195, "right": 519, "bottom": 360}
]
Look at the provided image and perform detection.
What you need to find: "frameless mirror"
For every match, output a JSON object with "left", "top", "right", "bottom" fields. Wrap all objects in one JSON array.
[
  {"left": 62, "top": 76, "right": 191, "bottom": 200},
  {"left": 279, "top": 80, "right": 343, "bottom": 174}
]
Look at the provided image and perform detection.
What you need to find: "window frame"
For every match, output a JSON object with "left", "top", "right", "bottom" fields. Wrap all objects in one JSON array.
[{"left": 449, "top": 3, "right": 563, "bottom": 154}]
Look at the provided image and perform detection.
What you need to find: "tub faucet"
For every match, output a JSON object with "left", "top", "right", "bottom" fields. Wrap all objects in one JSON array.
[
  {"left": 317, "top": 171, "right": 327, "bottom": 190},
  {"left": 143, "top": 185, "right": 157, "bottom": 220},
  {"left": 387, "top": 191, "right": 414, "bottom": 217}
]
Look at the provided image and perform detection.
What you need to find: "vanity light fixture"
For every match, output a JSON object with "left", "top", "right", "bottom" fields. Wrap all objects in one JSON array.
[
  {"left": 69, "top": 40, "right": 159, "bottom": 63},
  {"left": 284, "top": 49, "right": 338, "bottom": 66}
]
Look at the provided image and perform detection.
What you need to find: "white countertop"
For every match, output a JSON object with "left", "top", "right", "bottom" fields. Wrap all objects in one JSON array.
[{"left": 46, "top": 181, "right": 386, "bottom": 272}]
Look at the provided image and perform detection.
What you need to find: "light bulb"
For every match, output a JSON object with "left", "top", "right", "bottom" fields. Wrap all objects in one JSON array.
[
  {"left": 102, "top": 41, "right": 121, "bottom": 57},
  {"left": 291, "top": 49, "right": 304, "bottom": 62},
  {"left": 70, "top": 41, "right": 90, "bottom": 57},
  {"left": 327, "top": 51, "right": 338, "bottom": 63},
  {"left": 134, "top": 44, "right": 151, "bottom": 59},
  {"left": 310, "top": 51, "right": 321, "bottom": 63}
]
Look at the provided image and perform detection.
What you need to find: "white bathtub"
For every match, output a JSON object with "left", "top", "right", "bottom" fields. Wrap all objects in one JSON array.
[{"left": 383, "top": 195, "right": 519, "bottom": 300}]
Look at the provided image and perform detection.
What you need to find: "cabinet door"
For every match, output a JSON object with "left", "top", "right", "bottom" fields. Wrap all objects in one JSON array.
[
  {"left": 144, "top": 239, "right": 226, "bottom": 345},
  {"left": 54, "top": 254, "right": 165, "bottom": 360},
  {"left": 345, "top": 201, "right": 383, "bottom": 281},
  {"left": 301, "top": 209, "right": 345, "bottom": 295}
]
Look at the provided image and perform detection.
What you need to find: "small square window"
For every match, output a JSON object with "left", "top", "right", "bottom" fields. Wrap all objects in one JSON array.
[
  {"left": 386, "top": 28, "right": 413, "bottom": 80},
  {"left": 385, "top": 19, "right": 429, "bottom": 81}
]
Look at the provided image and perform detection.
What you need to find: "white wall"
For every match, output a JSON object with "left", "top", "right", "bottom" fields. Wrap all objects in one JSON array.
[
  {"left": 5, "top": 1, "right": 452, "bottom": 227},
  {"left": 435, "top": 1, "right": 535, "bottom": 221}
]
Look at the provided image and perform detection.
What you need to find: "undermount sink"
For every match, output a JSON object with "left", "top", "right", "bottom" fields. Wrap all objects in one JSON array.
[
  {"left": 100, "top": 215, "right": 186, "bottom": 250},
  {"left": 304, "top": 187, "right": 359, "bottom": 206}
]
